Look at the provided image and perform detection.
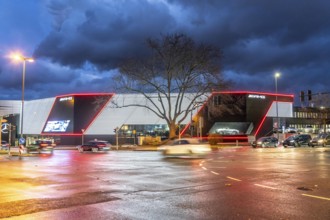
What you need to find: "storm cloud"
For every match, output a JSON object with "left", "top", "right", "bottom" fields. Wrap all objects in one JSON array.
[{"left": 1, "top": 0, "right": 330, "bottom": 103}]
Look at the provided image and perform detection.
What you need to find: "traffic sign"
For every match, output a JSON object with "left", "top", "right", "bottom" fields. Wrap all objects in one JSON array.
[{"left": 19, "top": 137, "right": 25, "bottom": 145}]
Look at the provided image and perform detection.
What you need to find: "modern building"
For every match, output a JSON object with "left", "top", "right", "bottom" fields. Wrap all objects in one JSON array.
[
  {"left": 0, "top": 91, "right": 302, "bottom": 146},
  {"left": 286, "top": 106, "right": 330, "bottom": 133}
]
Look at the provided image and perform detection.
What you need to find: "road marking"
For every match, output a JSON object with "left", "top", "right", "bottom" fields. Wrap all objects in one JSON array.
[
  {"left": 254, "top": 184, "right": 278, "bottom": 190},
  {"left": 246, "top": 168, "right": 266, "bottom": 170},
  {"left": 302, "top": 194, "right": 330, "bottom": 201},
  {"left": 226, "top": 176, "right": 242, "bottom": 181},
  {"left": 202, "top": 167, "right": 207, "bottom": 170},
  {"left": 211, "top": 171, "right": 219, "bottom": 175}
]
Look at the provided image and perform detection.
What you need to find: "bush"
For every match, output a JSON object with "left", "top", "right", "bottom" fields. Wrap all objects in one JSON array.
[{"left": 208, "top": 133, "right": 223, "bottom": 145}]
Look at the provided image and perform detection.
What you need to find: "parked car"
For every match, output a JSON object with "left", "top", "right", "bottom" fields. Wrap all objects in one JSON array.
[
  {"left": 1, "top": 140, "right": 9, "bottom": 150},
  {"left": 282, "top": 134, "right": 312, "bottom": 147},
  {"left": 303, "top": 125, "right": 315, "bottom": 133},
  {"left": 26, "top": 139, "right": 56, "bottom": 154},
  {"left": 77, "top": 140, "right": 111, "bottom": 153},
  {"left": 285, "top": 127, "right": 297, "bottom": 133},
  {"left": 251, "top": 136, "right": 278, "bottom": 148},
  {"left": 309, "top": 133, "right": 330, "bottom": 147},
  {"left": 159, "top": 138, "right": 211, "bottom": 158},
  {"left": 216, "top": 128, "right": 239, "bottom": 135}
]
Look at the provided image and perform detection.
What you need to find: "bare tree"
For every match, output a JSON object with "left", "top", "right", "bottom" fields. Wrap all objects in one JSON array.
[{"left": 113, "top": 33, "right": 227, "bottom": 139}]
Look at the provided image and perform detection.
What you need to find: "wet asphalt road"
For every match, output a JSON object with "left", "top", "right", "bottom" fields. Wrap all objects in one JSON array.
[{"left": 0, "top": 147, "right": 329, "bottom": 220}]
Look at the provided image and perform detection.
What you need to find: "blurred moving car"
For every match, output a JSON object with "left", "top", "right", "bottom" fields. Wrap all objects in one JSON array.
[
  {"left": 251, "top": 136, "right": 278, "bottom": 148},
  {"left": 309, "top": 133, "right": 330, "bottom": 147},
  {"left": 282, "top": 134, "right": 312, "bottom": 147},
  {"left": 159, "top": 138, "right": 211, "bottom": 158},
  {"left": 26, "top": 139, "right": 56, "bottom": 154},
  {"left": 77, "top": 140, "right": 111, "bottom": 152},
  {"left": 1, "top": 140, "right": 9, "bottom": 150}
]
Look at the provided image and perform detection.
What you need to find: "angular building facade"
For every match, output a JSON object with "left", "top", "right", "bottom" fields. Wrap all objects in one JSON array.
[{"left": 0, "top": 91, "right": 295, "bottom": 145}]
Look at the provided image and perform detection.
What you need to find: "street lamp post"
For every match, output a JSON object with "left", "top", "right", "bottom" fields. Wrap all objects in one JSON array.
[
  {"left": 275, "top": 72, "right": 281, "bottom": 140},
  {"left": 11, "top": 54, "right": 34, "bottom": 139},
  {"left": 81, "top": 129, "right": 85, "bottom": 145}
]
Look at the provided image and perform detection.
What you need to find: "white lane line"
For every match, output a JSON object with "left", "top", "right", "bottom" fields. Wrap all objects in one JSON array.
[
  {"left": 202, "top": 167, "right": 207, "bottom": 170},
  {"left": 246, "top": 168, "right": 266, "bottom": 170},
  {"left": 302, "top": 194, "right": 330, "bottom": 201},
  {"left": 211, "top": 171, "right": 219, "bottom": 175},
  {"left": 254, "top": 184, "right": 278, "bottom": 190},
  {"left": 226, "top": 176, "right": 242, "bottom": 182}
]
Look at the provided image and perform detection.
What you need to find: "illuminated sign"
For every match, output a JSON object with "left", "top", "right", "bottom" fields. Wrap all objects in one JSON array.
[
  {"left": 1, "top": 123, "right": 9, "bottom": 134},
  {"left": 248, "top": 94, "right": 266, "bottom": 99},
  {"left": 59, "top": 96, "right": 73, "bottom": 102}
]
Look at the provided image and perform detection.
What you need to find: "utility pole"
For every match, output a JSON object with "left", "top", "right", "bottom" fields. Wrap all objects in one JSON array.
[{"left": 114, "top": 127, "right": 119, "bottom": 150}]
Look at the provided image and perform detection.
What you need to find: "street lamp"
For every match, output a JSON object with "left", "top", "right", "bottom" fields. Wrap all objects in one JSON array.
[
  {"left": 274, "top": 72, "right": 281, "bottom": 140},
  {"left": 11, "top": 54, "right": 34, "bottom": 139}
]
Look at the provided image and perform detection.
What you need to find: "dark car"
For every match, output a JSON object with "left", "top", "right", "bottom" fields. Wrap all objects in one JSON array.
[
  {"left": 26, "top": 140, "right": 56, "bottom": 153},
  {"left": 1, "top": 140, "right": 9, "bottom": 150},
  {"left": 77, "top": 140, "right": 111, "bottom": 153},
  {"left": 282, "top": 134, "right": 312, "bottom": 147},
  {"left": 252, "top": 136, "right": 278, "bottom": 148},
  {"left": 309, "top": 133, "right": 330, "bottom": 147}
]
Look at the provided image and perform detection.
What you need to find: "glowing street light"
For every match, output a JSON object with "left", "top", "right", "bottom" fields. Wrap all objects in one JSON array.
[
  {"left": 274, "top": 72, "right": 281, "bottom": 140},
  {"left": 10, "top": 53, "right": 34, "bottom": 139}
]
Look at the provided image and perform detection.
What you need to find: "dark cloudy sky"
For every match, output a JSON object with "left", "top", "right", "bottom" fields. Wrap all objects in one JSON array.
[{"left": 1, "top": 0, "right": 329, "bottom": 104}]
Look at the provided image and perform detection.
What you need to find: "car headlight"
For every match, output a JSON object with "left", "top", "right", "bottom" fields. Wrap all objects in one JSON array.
[
  {"left": 318, "top": 139, "right": 324, "bottom": 143},
  {"left": 290, "top": 140, "right": 295, "bottom": 143},
  {"left": 257, "top": 141, "right": 262, "bottom": 144}
]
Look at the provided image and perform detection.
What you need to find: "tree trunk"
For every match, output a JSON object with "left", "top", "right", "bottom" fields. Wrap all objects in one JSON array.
[{"left": 169, "top": 122, "right": 177, "bottom": 139}]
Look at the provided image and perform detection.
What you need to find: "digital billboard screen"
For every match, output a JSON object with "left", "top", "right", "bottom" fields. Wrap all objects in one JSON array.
[
  {"left": 43, "top": 120, "right": 71, "bottom": 132},
  {"left": 42, "top": 94, "right": 112, "bottom": 134},
  {"left": 42, "top": 96, "right": 74, "bottom": 133}
]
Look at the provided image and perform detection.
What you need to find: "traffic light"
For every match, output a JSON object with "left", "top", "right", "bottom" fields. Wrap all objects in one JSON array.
[
  {"left": 308, "top": 90, "right": 312, "bottom": 101},
  {"left": 300, "top": 91, "right": 305, "bottom": 102}
]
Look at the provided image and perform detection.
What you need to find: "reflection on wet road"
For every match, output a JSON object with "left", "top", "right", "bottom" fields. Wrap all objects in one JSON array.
[{"left": 0, "top": 147, "right": 329, "bottom": 219}]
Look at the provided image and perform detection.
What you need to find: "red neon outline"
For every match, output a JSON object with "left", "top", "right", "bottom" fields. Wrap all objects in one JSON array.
[
  {"left": 181, "top": 91, "right": 294, "bottom": 137},
  {"left": 254, "top": 100, "right": 292, "bottom": 136},
  {"left": 212, "top": 90, "right": 294, "bottom": 98},
  {"left": 56, "top": 93, "right": 114, "bottom": 98},
  {"left": 254, "top": 105, "right": 272, "bottom": 137},
  {"left": 180, "top": 98, "right": 210, "bottom": 136},
  {"left": 41, "top": 93, "right": 114, "bottom": 135},
  {"left": 193, "top": 136, "right": 248, "bottom": 140},
  {"left": 83, "top": 95, "right": 113, "bottom": 133}
]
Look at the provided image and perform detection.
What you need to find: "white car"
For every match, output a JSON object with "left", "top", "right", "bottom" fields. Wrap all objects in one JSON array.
[
  {"left": 159, "top": 138, "right": 211, "bottom": 158},
  {"left": 284, "top": 127, "right": 297, "bottom": 133},
  {"left": 216, "top": 128, "right": 239, "bottom": 135}
]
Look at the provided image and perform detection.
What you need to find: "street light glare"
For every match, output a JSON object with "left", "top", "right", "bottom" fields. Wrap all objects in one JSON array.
[
  {"left": 10, "top": 53, "right": 34, "bottom": 62},
  {"left": 275, "top": 72, "right": 281, "bottom": 78}
]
